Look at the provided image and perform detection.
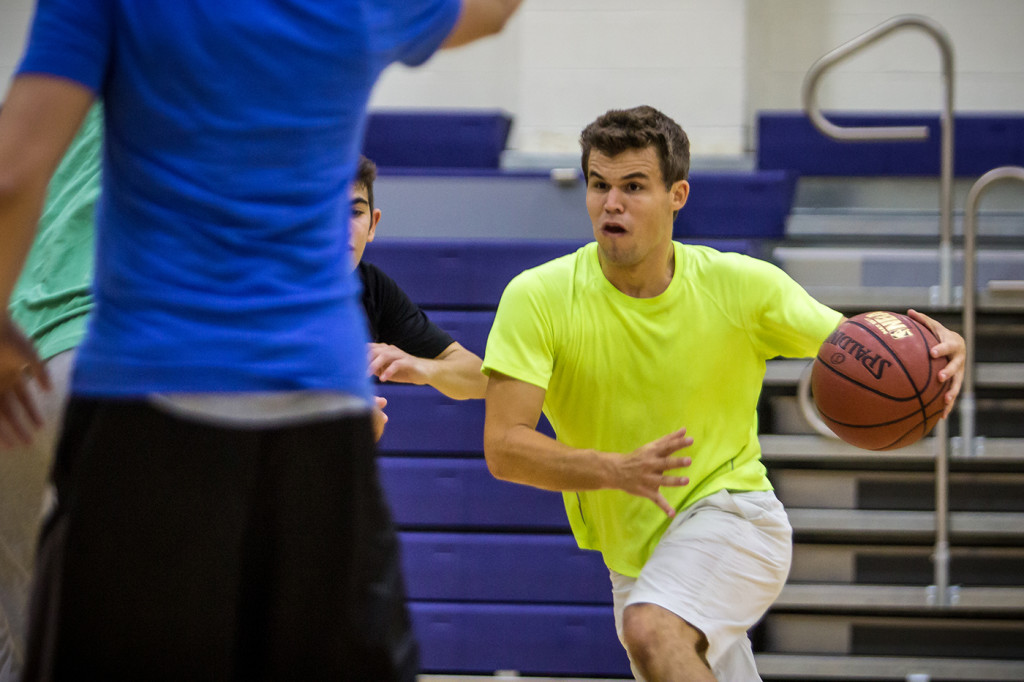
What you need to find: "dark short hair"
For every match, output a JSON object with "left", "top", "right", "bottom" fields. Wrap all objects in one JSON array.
[
  {"left": 579, "top": 106, "right": 690, "bottom": 188},
  {"left": 354, "top": 155, "right": 377, "bottom": 213}
]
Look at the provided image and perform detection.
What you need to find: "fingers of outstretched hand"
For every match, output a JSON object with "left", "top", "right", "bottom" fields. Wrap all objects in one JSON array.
[
  {"left": 908, "top": 308, "right": 965, "bottom": 359},
  {"left": 626, "top": 430, "right": 694, "bottom": 516},
  {"left": 368, "top": 344, "right": 419, "bottom": 383},
  {"left": 941, "top": 370, "right": 964, "bottom": 418},
  {"left": 652, "top": 426, "right": 694, "bottom": 452},
  {"left": 652, "top": 492, "right": 677, "bottom": 518},
  {"left": 908, "top": 309, "right": 966, "bottom": 418},
  {"left": 13, "top": 376, "right": 43, "bottom": 427},
  {"left": 367, "top": 353, "right": 389, "bottom": 377},
  {"left": 377, "top": 359, "right": 405, "bottom": 383},
  {"left": 30, "top": 359, "right": 52, "bottom": 392},
  {"left": 0, "top": 418, "right": 16, "bottom": 448},
  {"left": 372, "top": 403, "right": 388, "bottom": 442},
  {"left": 0, "top": 392, "right": 32, "bottom": 447}
]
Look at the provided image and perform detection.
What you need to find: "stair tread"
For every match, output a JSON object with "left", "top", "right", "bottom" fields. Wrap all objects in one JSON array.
[
  {"left": 775, "top": 285, "right": 1024, "bottom": 311},
  {"left": 755, "top": 653, "right": 1024, "bottom": 681},
  {"left": 787, "top": 508, "right": 1024, "bottom": 537},
  {"left": 777, "top": 584, "right": 1024, "bottom": 611},
  {"left": 760, "top": 434, "right": 1024, "bottom": 463},
  {"left": 765, "top": 358, "right": 1024, "bottom": 388}
]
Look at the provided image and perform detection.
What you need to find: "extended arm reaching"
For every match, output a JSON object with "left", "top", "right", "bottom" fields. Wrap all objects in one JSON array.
[
  {"left": 369, "top": 341, "right": 488, "bottom": 400},
  {"left": 441, "top": 0, "right": 524, "bottom": 49}
]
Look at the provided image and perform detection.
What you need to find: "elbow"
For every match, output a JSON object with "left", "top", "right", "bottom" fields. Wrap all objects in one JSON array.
[
  {"left": 483, "top": 434, "right": 514, "bottom": 482},
  {"left": 470, "top": 375, "right": 489, "bottom": 401},
  {"left": 466, "top": 0, "right": 524, "bottom": 42},
  {"left": 481, "top": 15, "right": 513, "bottom": 40}
]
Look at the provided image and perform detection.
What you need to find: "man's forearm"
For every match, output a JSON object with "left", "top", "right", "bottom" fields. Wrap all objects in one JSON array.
[
  {"left": 441, "top": 0, "right": 524, "bottom": 49},
  {"left": 0, "top": 191, "right": 43, "bottom": 310},
  {"left": 426, "top": 344, "right": 488, "bottom": 400},
  {"left": 0, "top": 76, "right": 93, "bottom": 308},
  {"left": 483, "top": 420, "right": 617, "bottom": 492}
]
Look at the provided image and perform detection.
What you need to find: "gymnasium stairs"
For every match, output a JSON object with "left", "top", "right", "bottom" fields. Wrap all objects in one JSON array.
[{"left": 751, "top": 171, "right": 1024, "bottom": 681}]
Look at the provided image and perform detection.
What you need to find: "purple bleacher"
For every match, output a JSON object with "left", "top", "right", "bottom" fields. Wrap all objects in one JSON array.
[
  {"left": 375, "top": 384, "right": 484, "bottom": 454},
  {"left": 365, "top": 240, "right": 585, "bottom": 309},
  {"left": 363, "top": 109, "right": 513, "bottom": 169},
  {"left": 421, "top": 310, "right": 493, "bottom": 356},
  {"left": 364, "top": 109, "right": 798, "bottom": 239},
  {"left": 399, "top": 532, "right": 611, "bottom": 604},
  {"left": 674, "top": 170, "right": 797, "bottom": 239},
  {"left": 373, "top": 382, "right": 549, "bottom": 454},
  {"left": 757, "top": 111, "right": 1024, "bottom": 176},
  {"left": 411, "top": 603, "right": 631, "bottom": 677},
  {"left": 366, "top": 238, "right": 760, "bottom": 309},
  {"left": 379, "top": 457, "right": 568, "bottom": 530}
]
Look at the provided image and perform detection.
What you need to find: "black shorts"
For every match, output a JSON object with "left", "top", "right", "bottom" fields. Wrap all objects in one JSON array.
[{"left": 23, "top": 397, "right": 416, "bottom": 681}]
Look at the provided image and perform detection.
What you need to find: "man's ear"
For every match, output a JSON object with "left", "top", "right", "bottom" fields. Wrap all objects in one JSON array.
[
  {"left": 670, "top": 180, "right": 690, "bottom": 212},
  {"left": 368, "top": 209, "right": 382, "bottom": 242}
]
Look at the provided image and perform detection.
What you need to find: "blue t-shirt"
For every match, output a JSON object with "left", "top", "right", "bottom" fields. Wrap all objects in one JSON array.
[{"left": 17, "top": 0, "right": 460, "bottom": 398}]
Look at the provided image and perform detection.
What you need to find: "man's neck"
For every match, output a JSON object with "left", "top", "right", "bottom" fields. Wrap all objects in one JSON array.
[{"left": 599, "top": 244, "right": 675, "bottom": 298}]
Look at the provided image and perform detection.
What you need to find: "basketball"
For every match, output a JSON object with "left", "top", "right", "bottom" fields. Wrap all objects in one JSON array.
[{"left": 811, "top": 311, "right": 949, "bottom": 451}]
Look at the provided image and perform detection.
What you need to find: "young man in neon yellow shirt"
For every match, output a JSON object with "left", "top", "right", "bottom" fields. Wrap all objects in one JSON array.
[{"left": 482, "top": 105, "right": 966, "bottom": 681}]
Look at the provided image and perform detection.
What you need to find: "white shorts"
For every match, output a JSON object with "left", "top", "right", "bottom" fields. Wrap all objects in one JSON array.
[{"left": 609, "top": 489, "right": 792, "bottom": 682}]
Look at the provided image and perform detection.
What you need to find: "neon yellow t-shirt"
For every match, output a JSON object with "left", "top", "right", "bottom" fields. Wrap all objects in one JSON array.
[{"left": 482, "top": 241, "right": 842, "bottom": 577}]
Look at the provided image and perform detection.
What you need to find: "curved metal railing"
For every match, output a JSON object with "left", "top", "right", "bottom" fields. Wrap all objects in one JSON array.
[
  {"left": 959, "top": 167, "right": 1024, "bottom": 457},
  {"left": 802, "top": 14, "right": 956, "bottom": 306},
  {"left": 799, "top": 14, "right": 958, "bottom": 607}
]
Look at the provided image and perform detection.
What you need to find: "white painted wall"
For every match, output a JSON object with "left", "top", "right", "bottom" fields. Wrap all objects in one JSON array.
[
  {"left": 371, "top": 0, "right": 750, "bottom": 156},
  {"left": 0, "top": 0, "right": 33, "bottom": 92},
  {"left": 2, "top": 0, "right": 1023, "bottom": 157}
]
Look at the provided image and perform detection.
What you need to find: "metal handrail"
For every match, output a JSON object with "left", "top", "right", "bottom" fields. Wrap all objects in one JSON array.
[
  {"left": 960, "top": 167, "right": 1024, "bottom": 457},
  {"left": 802, "top": 14, "right": 956, "bottom": 307},
  {"left": 800, "top": 14, "right": 957, "bottom": 607},
  {"left": 796, "top": 361, "right": 840, "bottom": 440}
]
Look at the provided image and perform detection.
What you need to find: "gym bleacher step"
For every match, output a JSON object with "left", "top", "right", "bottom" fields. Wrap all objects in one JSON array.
[
  {"left": 771, "top": 246, "right": 1024, "bottom": 312},
  {"left": 754, "top": 653, "right": 1024, "bottom": 681},
  {"left": 790, "top": 544, "right": 1024, "bottom": 586},
  {"left": 787, "top": 207, "right": 1024, "bottom": 241},
  {"left": 770, "top": 470, "right": 1024, "bottom": 511},
  {"left": 765, "top": 358, "right": 1024, "bottom": 389},
  {"left": 775, "top": 584, "right": 1024, "bottom": 613},
  {"left": 419, "top": 677, "right": 625, "bottom": 682},
  {"left": 786, "top": 508, "right": 1024, "bottom": 543},
  {"left": 775, "top": 285, "right": 1024, "bottom": 310},
  {"left": 760, "top": 434, "right": 1024, "bottom": 467},
  {"left": 761, "top": 613, "right": 1024, "bottom": 658},
  {"left": 772, "top": 246, "right": 1024, "bottom": 280},
  {"left": 419, "top": 658, "right": 1024, "bottom": 682}
]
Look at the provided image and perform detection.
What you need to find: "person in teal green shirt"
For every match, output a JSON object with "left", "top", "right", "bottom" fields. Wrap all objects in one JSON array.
[{"left": 0, "top": 104, "right": 100, "bottom": 682}]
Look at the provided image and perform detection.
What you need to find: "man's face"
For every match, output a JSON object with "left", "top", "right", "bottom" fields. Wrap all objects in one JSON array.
[
  {"left": 348, "top": 183, "right": 381, "bottom": 271},
  {"left": 585, "top": 146, "right": 689, "bottom": 270}
]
